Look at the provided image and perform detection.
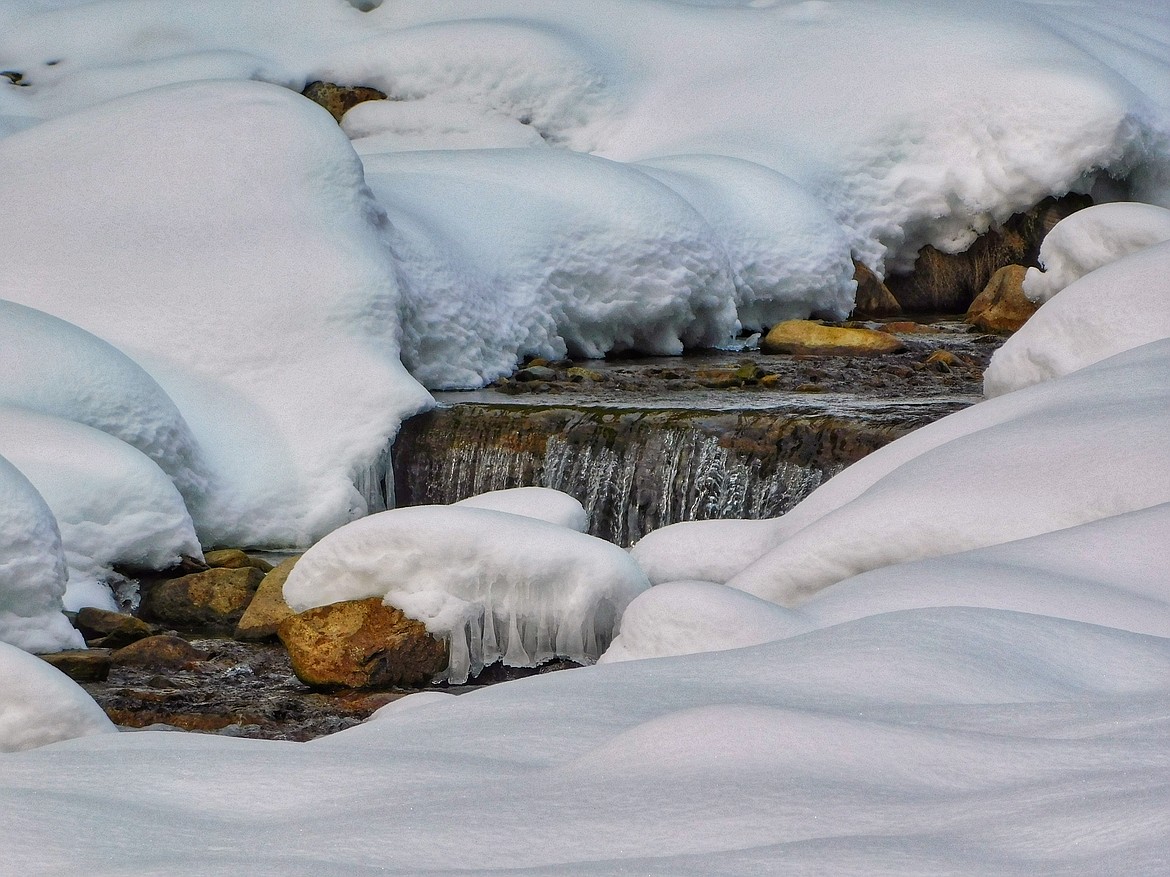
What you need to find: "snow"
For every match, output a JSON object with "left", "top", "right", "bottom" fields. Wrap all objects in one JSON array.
[
  {"left": 0, "top": 81, "right": 433, "bottom": 548},
  {"left": 985, "top": 240, "right": 1170, "bottom": 397},
  {"left": 0, "top": 641, "right": 115, "bottom": 753},
  {"left": 0, "top": 407, "right": 201, "bottom": 612},
  {"left": 454, "top": 487, "right": 588, "bottom": 532},
  {"left": 1023, "top": 202, "right": 1170, "bottom": 303},
  {"left": 0, "top": 455, "right": 81, "bottom": 653},
  {"left": 282, "top": 505, "right": 650, "bottom": 683}
]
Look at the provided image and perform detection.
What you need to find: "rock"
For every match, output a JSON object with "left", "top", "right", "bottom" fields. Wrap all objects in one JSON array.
[
  {"left": 761, "top": 320, "right": 907, "bottom": 356},
  {"left": 234, "top": 556, "right": 301, "bottom": 642},
  {"left": 850, "top": 260, "right": 902, "bottom": 318},
  {"left": 566, "top": 366, "right": 603, "bottom": 382},
  {"left": 203, "top": 548, "right": 273, "bottom": 572},
  {"left": 923, "top": 350, "right": 965, "bottom": 372},
  {"left": 39, "top": 649, "right": 112, "bottom": 682},
  {"left": 879, "top": 321, "right": 938, "bottom": 335},
  {"left": 73, "top": 607, "right": 155, "bottom": 649},
  {"left": 277, "top": 598, "right": 448, "bottom": 689},
  {"left": 111, "top": 635, "right": 210, "bottom": 670},
  {"left": 301, "top": 80, "right": 387, "bottom": 122},
  {"left": 885, "top": 194, "right": 1091, "bottom": 312},
  {"left": 514, "top": 366, "right": 558, "bottom": 382},
  {"left": 734, "top": 361, "right": 766, "bottom": 382},
  {"left": 966, "top": 264, "right": 1037, "bottom": 333},
  {"left": 140, "top": 567, "right": 265, "bottom": 633}
]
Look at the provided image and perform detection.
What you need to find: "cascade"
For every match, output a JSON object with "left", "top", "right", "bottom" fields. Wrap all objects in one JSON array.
[{"left": 393, "top": 401, "right": 953, "bottom": 547}]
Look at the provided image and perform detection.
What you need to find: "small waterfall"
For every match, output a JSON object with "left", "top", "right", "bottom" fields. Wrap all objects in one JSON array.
[{"left": 393, "top": 404, "right": 919, "bottom": 547}]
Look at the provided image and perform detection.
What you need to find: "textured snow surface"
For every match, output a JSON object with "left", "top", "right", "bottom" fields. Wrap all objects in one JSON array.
[
  {"left": 0, "top": 456, "right": 80, "bottom": 653},
  {"left": 454, "top": 487, "right": 588, "bottom": 532},
  {"left": 283, "top": 505, "right": 650, "bottom": 683},
  {"left": 0, "top": 407, "right": 201, "bottom": 612},
  {"left": 0, "top": 81, "right": 432, "bottom": 547},
  {"left": 1023, "top": 202, "right": 1170, "bottom": 303},
  {"left": 0, "top": 641, "right": 115, "bottom": 753},
  {"left": 985, "top": 240, "right": 1170, "bottom": 397}
]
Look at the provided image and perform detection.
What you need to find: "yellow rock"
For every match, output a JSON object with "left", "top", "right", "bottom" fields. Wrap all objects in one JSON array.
[
  {"left": 234, "top": 555, "right": 301, "bottom": 642},
  {"left": 966, "top": 264, "right": 1037, "bottom": 333},
  {"left": 761, "top": 320, "right": 906, "bottom": 356}
]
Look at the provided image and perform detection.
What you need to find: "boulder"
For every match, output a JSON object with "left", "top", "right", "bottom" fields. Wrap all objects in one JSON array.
[
  {"left": 38, "top": 649, "right": 112, "bottom": 682},
  {"left": 966, "top": 264, "right": 1037, "bottom": 333},
  {"left": 140, "top": 567, "right": 265, "bottom": 633},
  {"left": 234, "top": 555, "right": 301, "bottom": 642},
  {"left": 73, "top": 607, "right": 155, "bottom": 649},
  {"left": 203, "top": 548, "right": 273, "bottom": 572},
  {"left": 301, "top": 81, "right": 388, "bottom": 122},
  {"left": 111, "top": 635, "right": 209, "bottom": 671},
  {"left": 761, "top": 320, "right": 906, "bottom": 356},
  {"left": 278, "top": 598, "right": 448, "bottom": 689},
  {"left": 885, "top": 194, "right": 1091, "bottom": 312},
  {"left": 850, "top": 261, "right": 902, "bottom": 318}
]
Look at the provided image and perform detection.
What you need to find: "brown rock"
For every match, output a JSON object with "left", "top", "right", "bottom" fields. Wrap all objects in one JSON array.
[
  {"left": 761, "top": 320, "right": 907, "bottom": 356},
  {"left": 850, "top": 261, "right": 902, "bottom": 318},
  {"left": 111, "top": 635, "right": 210, "bottom": 670},
  {"left": 878, "top": 321, "right": 938, "bottom": 335},
  {"left": 74, "top": 607, "right": 156, "bottom": 648},
  {"left": 234, "top": 556, "right": 301, "bottom": 642},
  {"left": 140, "top": 567, "right": 265, "bottom": 633},
  {"left": 278, "top": 598, "right": 448, "bottom": 689},
  {"left": 885, "top": 193, "right": 1091, "bottom": 312},
  {"left": 39, "top": 649, "right": 112, "bottom": 682},
  {"left": 923, "top": 350, "right": 967, "bottom": 372},
  {"left": 203, "top": 548, "right": 273, "bottom": 572},
  {"left": 302, "top": 81, "right": 387, "bottom": 122},
  {"left": 966, "top": 264, "right": 1037, "bottom": 333}
]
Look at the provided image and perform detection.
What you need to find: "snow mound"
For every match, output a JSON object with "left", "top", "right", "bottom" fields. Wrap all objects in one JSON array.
[
  {"left": 985, "top": 240, "right": 1170, "bottom": 397},
  {"left": 0, "top": 81, "right": 432, "bottom": 547},
  {"left": 454, "top": 487, "right": 588, "bottom": 532},
  {"left": 0, "top": 300, "right": 210, "bottom": 517},
  {"left": 0, "top": 407, "right": 201, "bottom": 612},
  {"left": 365, "top": 148, "right": 739, "bottom": 388},
  {"left": 342, "top": 96, "right": 549, "bottom": 154},
  {"left": 1023, "top": 202, "right": 1170, "bottom": 303},
  {"left": 599, "top": 580, "right": 811, "bottom": 664},
  {"left": 282, "top": 505, "right": 650, "bottom": 683},
  {"left": 0, "top": 641, "right": 115, "bottom": 753},
  {"left": 0, "top": 455, "right": 81, "bottom": 653}
]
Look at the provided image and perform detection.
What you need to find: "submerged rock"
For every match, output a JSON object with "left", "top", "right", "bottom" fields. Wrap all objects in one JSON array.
[
  {"left": 278, "top": 598, "right": 448, "bottom": 689},
  {"left": 111, "top": 635, "right": 210, "bottom": 671}
]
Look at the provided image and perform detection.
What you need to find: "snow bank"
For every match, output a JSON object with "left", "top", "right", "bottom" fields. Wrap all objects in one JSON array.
[
  {"left": 599, "top": 580, "right": 811, "bottom": 664},
  {"left": 282, "top": 505, "right": 650, "bottom": 682},
  {"left": 365, "top": 148, "right": 739, "bottom": 388},
  {"left": 0, "top": 456, "right": 81, "bottom": 653},
  {"left": 985, "top": 240, "right": 1170, "bottom": 397},
  {"left": 0, "top": 408, "right": 201, "bottom": 612},
  {"left": 0, "top": 81, "right": 432, "bottom": 547},
  {"left": 0, "top": 641, "right": 115, "bottom": 753},
  {"left": 1023, "top": 202, "right": 1170, "bottom": 303},
  {"left": 453, "top": 487, "right": 588, "bottom": 532}
]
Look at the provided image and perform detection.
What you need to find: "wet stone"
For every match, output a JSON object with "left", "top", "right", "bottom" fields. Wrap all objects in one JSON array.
[{"left": 40, "top": 649, "right": 112, "bottom": 682}]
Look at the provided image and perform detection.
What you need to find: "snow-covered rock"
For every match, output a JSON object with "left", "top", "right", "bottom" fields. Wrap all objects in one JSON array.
[
  {"left": 454, "top": 487, "right": 588, "bottom": 532},
  {"left": 0, "top": 641, "right": 116, "bottom": 753},
  {"left": 1023, "top": 202, "right": 1170, "bottom": 303},
  {"left": 0, "top": 81, "right": 433, "bottom": 547},
  {"left": 0, "top": 407, "right": 201, "bottom": 612},
  {"left": 985, "top": 240, "right": 1170, "bottom": 397},
  {"left": 282, "top": 505, "right": 650, "bottom": 683},
  {"left": 0, "top": 455, "right": 81, "bottom": 653}
]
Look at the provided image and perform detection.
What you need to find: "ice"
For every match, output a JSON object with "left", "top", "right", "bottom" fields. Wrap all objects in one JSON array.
[
  {"left": 1023, "top": 202, "right": 1170, "bottom": 303},
  {"left": 0, "top": 455, "right": 81, "bottom": 653},
  {"left": 0, "top": 81, "right": 433, "bottom": 547},
  {"left": 0, "top": 407, "right": 201, "bottom": 612},
  {"left": 0, "top": 641, "right": 115, "bottom": 753},
  {"left": 454, "top": 487, "right": 588, "bottom": 532},
  {"left": 985, "top": 240, "right": 1170, "bottom": 397},
  {"left": 282, "top": 505, "right": 650, "bottom": 682}
]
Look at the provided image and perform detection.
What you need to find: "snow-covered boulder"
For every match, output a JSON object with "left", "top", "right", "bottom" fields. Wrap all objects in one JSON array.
[
  {"left": 0, "top": 641, "right": 116, "bottom": 753},
  {"left": 0, "top": 407, "right": 202, "bottom": 612},
  {"left": 1023, "top": 202, "right": 1170, "bottom": 303},
  {"left": 985, "top": 240, "right": 1170, "bottom": 397},
  {"left": 0, "top": 455, "right": 81, "bottom": 653},
  {"left": 0, "top": 81, "right": 433, "bottom": 547},
  {"left": 454, "top": 488, "right": 588, "bottom": 532},
  {"left": 282, "top": 505, "right": 650, "bottom": 683}
]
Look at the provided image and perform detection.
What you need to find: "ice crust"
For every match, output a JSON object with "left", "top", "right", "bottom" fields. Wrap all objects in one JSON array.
[{"left": 282, "top": 505, "right": 650, "bottom": 683}]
